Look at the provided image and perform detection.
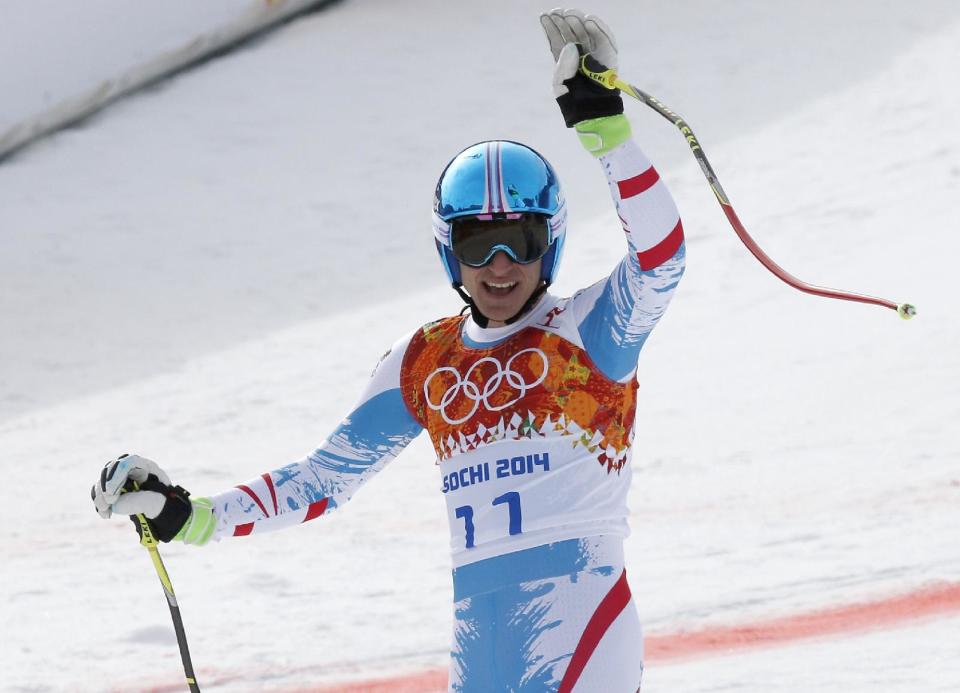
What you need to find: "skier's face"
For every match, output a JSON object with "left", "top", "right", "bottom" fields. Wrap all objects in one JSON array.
[{"left": 460, "top": 251, "right": 543, "bottom": 327}]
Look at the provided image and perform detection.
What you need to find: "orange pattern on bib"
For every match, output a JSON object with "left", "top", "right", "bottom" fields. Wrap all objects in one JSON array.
[{"left": 400, "top": 317, "right": 637, "bottom": 473}]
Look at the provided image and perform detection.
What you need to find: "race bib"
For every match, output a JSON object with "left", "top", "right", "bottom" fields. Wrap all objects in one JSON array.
[{"left": 440, "top": 437, "right": 631, "bottom": 567}]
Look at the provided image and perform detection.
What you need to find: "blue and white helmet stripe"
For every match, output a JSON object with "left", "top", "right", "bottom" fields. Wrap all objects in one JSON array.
[
  {"left": 481, "top": 141, "right": 514, "bottom": 215},
  {"left": 433, "top": 140, "right": 567, "bottom": 285}
]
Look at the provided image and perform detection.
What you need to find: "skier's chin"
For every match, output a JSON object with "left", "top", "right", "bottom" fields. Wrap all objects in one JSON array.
[{"left": 474, "top": 286, "right": 536, "bottom": 325}]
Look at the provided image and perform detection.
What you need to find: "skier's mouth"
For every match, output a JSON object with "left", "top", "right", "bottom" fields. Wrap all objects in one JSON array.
[{"left": 482, "top": 280, "right": 518, "bottom": 297}]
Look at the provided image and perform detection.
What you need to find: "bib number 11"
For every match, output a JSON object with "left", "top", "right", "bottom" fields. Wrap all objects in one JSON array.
[{"left": 455, "top": 491, "right": 522, "bottom": 549}]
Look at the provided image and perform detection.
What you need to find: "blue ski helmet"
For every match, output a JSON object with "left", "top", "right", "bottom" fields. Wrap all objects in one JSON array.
[{"left": 432, "top": 140, "right": 567, "bottom": 286}]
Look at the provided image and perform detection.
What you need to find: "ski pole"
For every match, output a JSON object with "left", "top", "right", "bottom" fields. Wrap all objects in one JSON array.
[
  {"left": 579, "top": 54, "right": 917, "bottom": 320},
  {"left": 127, "top": 494, "right": 202, "bottom": 693}
]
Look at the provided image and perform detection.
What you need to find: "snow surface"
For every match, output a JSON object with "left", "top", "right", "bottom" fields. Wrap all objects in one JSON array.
[{"left": 2, "top": 1, "right": 959, "bottom": 691}]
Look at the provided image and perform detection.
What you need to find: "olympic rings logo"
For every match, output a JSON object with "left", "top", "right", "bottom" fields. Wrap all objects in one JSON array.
[{"left": 423, "top": 348, "right": 549, "bottom": 425}]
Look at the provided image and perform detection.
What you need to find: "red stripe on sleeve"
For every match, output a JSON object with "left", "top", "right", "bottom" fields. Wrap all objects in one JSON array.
[
  {"left": 261, "top": 473, "right": 278, "bottom": 515},
  {"left": 237, "top": 484, "right": 270, "bottom": 518},
  {"left": 558, "top": 570, "right": 632, "bottom": 693},
  {"left": 233, "top": 523, "right": 254, "bottom": 536},
  {"left": 617, "top": 166, "right": 660, "bottom": 199},
  {"left": 637, "top": 218, "right": 684, "bottom": 271},
  {"left": 303, "top": 498, "right": 329, "bottom": 523}
]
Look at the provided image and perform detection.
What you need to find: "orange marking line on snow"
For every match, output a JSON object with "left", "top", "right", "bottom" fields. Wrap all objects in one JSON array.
[
  {"left": 645, "top": 581, "right": 960, "bottom": 662},
  {"left": 292, "top": 670, "right": 449, "bottom": 693},
  {"left": 126, "top": 582, "right": 960, "bottom": 692},
  {"left": 302, "top": 582, "right": 960, "bottom": 692}
]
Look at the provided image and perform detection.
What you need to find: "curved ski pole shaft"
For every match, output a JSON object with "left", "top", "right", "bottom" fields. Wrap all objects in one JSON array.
[
  {"left": 579, "top": 55, "right": 916, "bottom": 320},
  {"left": 129, "top": 497, "right": 202, "bottom": 692}
]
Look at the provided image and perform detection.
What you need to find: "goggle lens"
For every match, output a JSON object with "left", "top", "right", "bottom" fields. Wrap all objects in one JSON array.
[{"left": 450, "top": 214, "right": 551, "bottom": 267}]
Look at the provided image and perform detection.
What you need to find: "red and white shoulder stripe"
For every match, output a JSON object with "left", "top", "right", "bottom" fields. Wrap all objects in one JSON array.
[{"left": 603, "top": 141, "right": 684, "bottom": 271}]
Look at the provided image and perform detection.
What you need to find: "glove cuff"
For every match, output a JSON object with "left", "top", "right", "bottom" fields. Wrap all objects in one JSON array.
[
  {"left": 174, "top": 497, "right": 217, "bottom": 546},
  {"left": 575, "top": 114, "right": 632, "bottom": 157}
]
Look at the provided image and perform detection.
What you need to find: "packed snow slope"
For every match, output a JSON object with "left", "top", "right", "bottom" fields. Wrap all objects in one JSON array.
[
  {"left": 2, "top": 1, "right": 959, "bottom": 692},
  {"left": 0, "top": 0, "right": 337, "bottom": 160},
  {"left": 2, "top": 0, "right": 959, "bottom": 421},
  {"left": 0, "top": 1, "right": 255, "bottom": 131}
]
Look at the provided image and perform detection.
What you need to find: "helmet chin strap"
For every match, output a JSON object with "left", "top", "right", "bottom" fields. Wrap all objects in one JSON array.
[{"left": 454, "top": 282, "right": 549, "bottom": 329}]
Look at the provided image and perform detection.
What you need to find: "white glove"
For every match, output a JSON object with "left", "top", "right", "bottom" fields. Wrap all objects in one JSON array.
[
  {"left": 91, "top": 453, "right": 169, "bottom": 519},
  {"left": 540, "top": 8, "right": 619, "bottom": 98}
]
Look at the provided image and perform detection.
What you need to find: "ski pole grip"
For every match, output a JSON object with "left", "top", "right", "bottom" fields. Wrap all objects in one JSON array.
[
  {"left": 579, "top": 54, "right": 619, "bottom": 90},
  {"left": 119, "top": 480, "right": 161, "bottom": 547}
]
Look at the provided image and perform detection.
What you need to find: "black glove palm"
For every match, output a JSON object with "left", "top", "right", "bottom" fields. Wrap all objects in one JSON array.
[
  {"left": 556, "top": 51, "right": 623, "bottom": 128},
  {"left": 126, "top": 474, "right": 193, "bottom": 543}
]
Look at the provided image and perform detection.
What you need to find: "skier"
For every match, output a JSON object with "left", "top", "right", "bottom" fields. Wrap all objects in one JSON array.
[{"left": 92, "top": 9, "right": 685, "bottom": 691}]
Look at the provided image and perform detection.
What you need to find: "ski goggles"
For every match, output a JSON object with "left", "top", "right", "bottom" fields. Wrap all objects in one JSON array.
[{"left": 449, "top": 213, "right": 552, "bottom": 267}]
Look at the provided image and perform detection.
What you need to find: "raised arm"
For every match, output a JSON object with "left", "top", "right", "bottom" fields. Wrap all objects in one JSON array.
[
  {"left": 541, "top": 9, "right": 685, "bottom": 382},
  {"left": 570, "top": 115, "right": 685, "bottom": 381}
]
